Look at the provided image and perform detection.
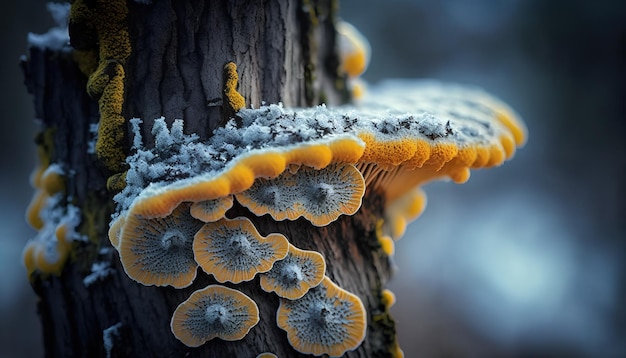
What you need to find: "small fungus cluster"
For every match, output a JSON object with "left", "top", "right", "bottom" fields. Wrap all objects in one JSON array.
[{"left": 24, "top": 159, "right": 83, "bottom": 278}]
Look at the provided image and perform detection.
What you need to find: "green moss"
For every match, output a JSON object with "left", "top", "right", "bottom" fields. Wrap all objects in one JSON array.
[
  {"left": 70, "top": 0, "right": 131, "bottom": 175},
  {"left": 370, "top": 285, "right": 402, "bottom": 358},
  {"left": 106, "top": 170, "right": 127, "bottom": 193}
]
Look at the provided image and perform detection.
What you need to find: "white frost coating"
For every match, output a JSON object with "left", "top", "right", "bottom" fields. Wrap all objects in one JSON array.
[
  {"left": 83, "top": 261, "right": 116, "bottom": 287},
  {"left": 27, "top": 3, "right": 71, "bottom": 50},
  {"left": 103, "top": 322, "right": 123, "bottom": 358},
  {"left": 115, "top": 81, "right": 512, "bottom": 214},
  {"left": 43, "top": 162, "right": 65, "bottom": 176}
]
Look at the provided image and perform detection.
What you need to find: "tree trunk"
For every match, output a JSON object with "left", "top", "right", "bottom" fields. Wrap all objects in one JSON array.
[{"left": 23, "top": 1, "right": 397, "bottom": 357}]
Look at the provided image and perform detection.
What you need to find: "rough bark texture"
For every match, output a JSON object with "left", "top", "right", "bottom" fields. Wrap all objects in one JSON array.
[{"left": 24, "top": 1, "right": 397, "bottom": 357}]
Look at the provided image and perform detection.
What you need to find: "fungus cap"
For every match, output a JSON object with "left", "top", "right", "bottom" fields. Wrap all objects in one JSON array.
[
  {"left": 118, "top": 203, "right": 203, "bottom": 288},
  {"left": 107, "top": 214, "right": 125, "bottom": 249},
  {"left": 171, "top": 285, "right": 259, "bottom": 347},
  {"left": 337, "top": 21, "right": 371, "bottom": 78},
  {"left": 276, "top": 276, "right": 366, "bottom": 357},
  {"left": 381, "top": 289, "right": 396, "bottom": 309},
  {"left": 260, "top": 244, "right": 326, "bottom": 299},
  {"left": 193, "top": 217, "right": 289, "bottom": 284},
  {"left": 189, "top": 195, "right": 234, "bottom": 222},
  {"left": 236, "top": 163, "right": 365, "bottom": 226}
]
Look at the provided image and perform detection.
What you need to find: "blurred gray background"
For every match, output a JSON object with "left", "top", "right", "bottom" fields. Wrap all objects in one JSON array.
[{"left": 1, "top": 0, "right": 624, "bottom": 357}]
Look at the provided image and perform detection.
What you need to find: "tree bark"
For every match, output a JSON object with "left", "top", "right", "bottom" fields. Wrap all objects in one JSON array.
[{"left": 23, "top": 1, "right": 397, "bottom": 357}]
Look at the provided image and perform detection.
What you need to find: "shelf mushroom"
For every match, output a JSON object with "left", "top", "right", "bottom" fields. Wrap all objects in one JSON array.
[
  {"left": 276, "top": 276, "right": 367, "bottom": 357},
  {"left": 193, "top": 217, "right": 289, "bottom": 284},
  {"left": 235, "top": 163, "right": 365, "bottom": 226},
  {"left": 259, "top": 243, "right": 326, "bottom": 299},
  {"left": 170, "top": 285, "right": 259, "bottom": 347},
  {"left": 190, "top": 195, "right": 234, "bottom": 223},
  {"left": 118, "top": 203, "right": 204, "bottom": 288}
]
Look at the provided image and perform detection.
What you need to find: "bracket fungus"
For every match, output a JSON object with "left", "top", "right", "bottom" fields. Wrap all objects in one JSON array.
[
  {"left": 118, "top": 203, "right": 204, "bottom": 288},
  {"left": 276, "top": 276, "right": 367, "bottom": 357},
  {"left": 260, "top": 244, "right": 326, "bottom": 299},
  {"left": 22, "top": 3, "right": 530, "bottom": 355},
  {"left": 235, "top": 163, "right": 365, "bottom": 226},
  {"left": 193, "top": 217, "right": 289, "bottom": 284},
  {"left": 190, "top": 195, "right": 234, "bottom": 223},
  {"left": 171, "top": 285, "right": 259, "bottom": 347}
]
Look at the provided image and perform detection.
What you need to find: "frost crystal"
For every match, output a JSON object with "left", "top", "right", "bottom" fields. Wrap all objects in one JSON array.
[
  {"left": 83, "top": 261, "right": 116, "bottom": 287},
  {"left": 27, "top": 3, "right": 71, "bottom": 50},
  {"left": 103, "top": 322, "right": 122, "bottom": 358}
]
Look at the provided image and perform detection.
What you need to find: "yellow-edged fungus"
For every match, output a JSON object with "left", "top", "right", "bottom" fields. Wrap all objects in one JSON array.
[
  {"left": 170, "top": 285, "right": 259, "bottom": 347},
  {"left": 107, "top": 214, "right": 125, "bottom": 249},
  {"left": 26, "top": 190, "right": 48, "bottom": 230},
  {"left": 276, "top": 276, "right": 367, "bottom": 357},
  {"left": 118, "top": 203, "right": 203, "bottom": 288},
  {"left": 337, "top": 21, "right": 371, "bottom": 79},
  {"left": 126, "top": 136, "right": 365, "bottom": 220},
  {"left": 382, "top": 188, "right": 427, "bottom": 240},
  {"left": 190, "top": 195, "right": 234, "bottom": 223},
  {"left": 193, "top": 217, "right": 289, "bottom": 284},
  {"left": 259, "top": 244, "right": 326, "bottom": 299},
  {"left": 236, "top": 163, "right": 365, "bottom": 226}
]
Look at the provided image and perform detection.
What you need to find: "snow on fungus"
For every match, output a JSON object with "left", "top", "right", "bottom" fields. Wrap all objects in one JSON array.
[
  {"left": 223, "top": 62, "right": 246, "bottom": 113},
  {"left": 40, "top": 163, "right": 66, "bottom": 195},
  {"left": 23, "top": 196, "right": 82, "bottom": 278},
  {"left": 276, "top": 276, "right": 367, "bottom": 357},
  {"left": 27, "top": 163, "right": 66, "bottom": 230},
  {"left": 337, "top": 21, "right": 371, "bottom": 79},
  {"left": 190, "top": 195, "right": 234, "bottom": 222},
  {"left": 236, "top": 163, "right": 365, "bottom": 226},
  {"left": 349, "top": 80, "right": 525, "bottom": 222},
  {"left": 118, "top": 203, "right": 203, "bottom": 288},
  {"left": 170, "top": 284, "right": 259, "bottom": 347},
  {"left": 260, "top": 244, "right": 326, "bottom": 299},
  {"left": 193, "top": 217, "right": 289, "bottom": 284},
  {"left": 113, "top": 79, "right": 524, "bottom": 244}
]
